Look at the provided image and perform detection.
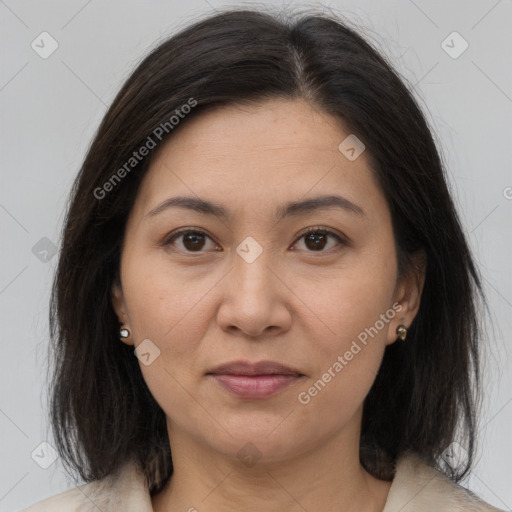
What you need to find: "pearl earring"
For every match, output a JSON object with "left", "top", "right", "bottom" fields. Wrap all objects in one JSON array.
[{"left": 119, "top": 326, "right": 130, "bottom": 340}]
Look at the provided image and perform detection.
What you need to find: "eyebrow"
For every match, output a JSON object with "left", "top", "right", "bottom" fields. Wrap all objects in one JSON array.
[{"left": 145, "top": 194, "right": 365, "bottom": 221}]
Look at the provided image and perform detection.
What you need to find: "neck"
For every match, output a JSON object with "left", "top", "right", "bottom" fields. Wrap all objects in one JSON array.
[{"left": 151, "top": 410, "right": 392, "bottom": 512}]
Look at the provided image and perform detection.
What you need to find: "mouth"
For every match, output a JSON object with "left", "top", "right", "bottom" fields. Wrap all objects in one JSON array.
[{"left": 206, "top": 360, "right": 305, "bottom": 399}]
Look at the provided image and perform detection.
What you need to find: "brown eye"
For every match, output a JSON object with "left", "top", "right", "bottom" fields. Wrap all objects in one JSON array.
[
  {"left": 164, "top": 229, "right": 218, "bottom": 253},
  {"left": 163, "top": 226, "right": 346, "bottom": 255},
  {"left": 181, "top": 231, "right": 206, "bottom": 251},
  {"left": 293, "top": 228, "right": 346, "bottom": 253}
]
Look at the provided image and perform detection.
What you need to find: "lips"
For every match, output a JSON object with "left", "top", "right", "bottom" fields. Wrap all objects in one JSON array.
[
  {"left": 207, "top": 360, "right": 303, "bottom": 377},
  {"left": 207, "top": 360, "right": 304, "bottom": 399}
]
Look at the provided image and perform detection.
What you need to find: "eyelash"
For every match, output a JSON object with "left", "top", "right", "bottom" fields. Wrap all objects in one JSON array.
[{"left": 162, "top": 226, "right": 348, "bottom": 255}]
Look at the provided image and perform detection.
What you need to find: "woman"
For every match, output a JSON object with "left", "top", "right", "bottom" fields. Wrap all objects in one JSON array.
[{"left": 20, "top": 6, "right": 505, "bottom": 512}]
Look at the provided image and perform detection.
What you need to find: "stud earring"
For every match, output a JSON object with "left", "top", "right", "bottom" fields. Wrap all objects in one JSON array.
[
  {"left": 119, "top": 326, "right": 130, "bottom": 340},
  {"left": 396, "top": 325, "right": 407, "bottom": 341}
]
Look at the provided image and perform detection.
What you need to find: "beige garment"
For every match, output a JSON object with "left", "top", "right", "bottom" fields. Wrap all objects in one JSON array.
[{"left": 19, "top": 451, "right": 506, "bottom": 511}]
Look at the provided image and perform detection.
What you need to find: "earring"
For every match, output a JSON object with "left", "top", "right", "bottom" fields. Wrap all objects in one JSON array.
[
  {"left": 119, "top": 326, "right": 130, "bottom": 340},
  {"left": 396, "top": 325, "right": 407, "bottom": 341}
]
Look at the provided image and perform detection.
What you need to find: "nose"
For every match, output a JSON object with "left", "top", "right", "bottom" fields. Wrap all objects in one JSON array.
[{"left": 216, "top": 249, "right": 292, "bottom": 339}]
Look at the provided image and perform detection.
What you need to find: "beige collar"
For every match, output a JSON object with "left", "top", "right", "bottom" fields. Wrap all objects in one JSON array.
[
  {"left": 383, "top": 451, "right": 504, "bottom": 511},
  {"left": 23, "top": 451, "right": 504, "bottom": 511}
]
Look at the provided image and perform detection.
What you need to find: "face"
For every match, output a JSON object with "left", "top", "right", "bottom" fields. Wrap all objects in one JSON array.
[{"left": 112, "top": 98, "right": 424, "bottom": 465}]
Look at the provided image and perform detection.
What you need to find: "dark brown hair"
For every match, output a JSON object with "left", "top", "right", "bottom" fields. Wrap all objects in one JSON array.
[{"left": 48, "top": 6, "right": 486, "bottom": 493}]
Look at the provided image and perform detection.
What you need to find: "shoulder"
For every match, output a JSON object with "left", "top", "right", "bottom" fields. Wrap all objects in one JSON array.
[
  {"left": 19, "top": 483, "right": 96, "bottom": 512},
  {"left": 19, "top": 460, "right": 153, "bottom": 512},
  {"left": 383, "top": 451, "right": 506, "bottom": 512}
]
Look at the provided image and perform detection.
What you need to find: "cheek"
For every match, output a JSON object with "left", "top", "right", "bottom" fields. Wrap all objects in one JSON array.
[
  {"left": 119, "top": 255, "right": 219, "bottom": 414},
  {"left": 122, "top": 253, "right": 218, "bottom": 344},
  {"left": 122, "top": 261, "right": 213, "bottom": 426},
  {"left": 306, "top": 241, "right": 397, "bottom": 352},
  {"left": 294, "top": 244, "right": 397, "bottom": 416},
  {"left": 295, "top": 304, "right": 390, "bottom": 439}
]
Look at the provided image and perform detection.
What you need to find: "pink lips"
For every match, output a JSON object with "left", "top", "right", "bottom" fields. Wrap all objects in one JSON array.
[{"left": 207, "top": 360, "right": 304, "bottom": 399}]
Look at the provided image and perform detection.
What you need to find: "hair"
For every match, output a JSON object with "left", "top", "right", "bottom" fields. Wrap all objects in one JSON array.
[{"left": 48, "top": 5, "right": 487, "bottom": 494}]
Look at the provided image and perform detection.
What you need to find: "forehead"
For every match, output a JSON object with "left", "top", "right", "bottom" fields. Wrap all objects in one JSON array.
[
  {"left": 157, "top": 98, "right": 348, "bottom": 161},
  {"left": 130, "top": 98, "right": 388, "bottom": 224}
]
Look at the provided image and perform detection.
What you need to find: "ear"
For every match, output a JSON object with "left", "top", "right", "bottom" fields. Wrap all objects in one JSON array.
[
  {"left": 111, "top": 279, "right": 132, "bottom": 346},
  {"left": 386, "top": 249, "right": 427, "bottom": 346}
]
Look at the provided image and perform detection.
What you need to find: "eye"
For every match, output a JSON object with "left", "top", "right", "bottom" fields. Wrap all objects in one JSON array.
[
  {"left": 292, "top": 226, "right": 347, "bottom": 253},
  {"left": 163, "top": 226, "right": 347, "bottom": 254},
  {"left": 163, "top": 229, "right": 219, "bottom": 253}
]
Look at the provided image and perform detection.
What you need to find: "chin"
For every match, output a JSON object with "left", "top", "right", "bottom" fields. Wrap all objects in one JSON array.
[{"left": 205, "top": 421, "right": 306, "bottom": 464}]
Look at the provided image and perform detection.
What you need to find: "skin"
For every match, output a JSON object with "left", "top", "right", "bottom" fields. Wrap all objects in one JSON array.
[{"left": 111, "top": 98, "right": 426, "bottom": 512}]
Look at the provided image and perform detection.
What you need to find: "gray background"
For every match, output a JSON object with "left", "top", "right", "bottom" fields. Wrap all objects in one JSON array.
[{"left": 1, "top": 0, "right": 511, "bottom": 511}]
